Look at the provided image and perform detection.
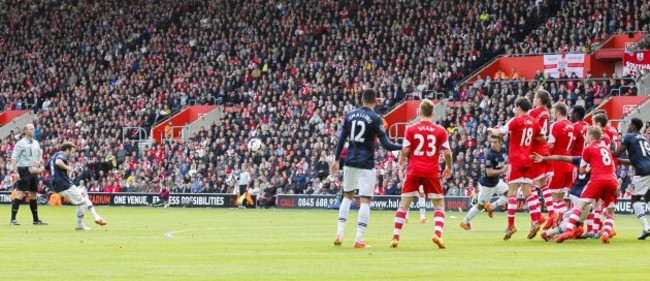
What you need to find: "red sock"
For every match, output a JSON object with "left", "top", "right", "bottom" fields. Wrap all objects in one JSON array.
[
  {"left": 593, "top": 209, "right": 602, "bottom": 234},
  {"left": 507, "top": 196, "right": 517, "bottom": 229},
  {"left": 603, "top": 213, "right": 614, "bottom": 236},
  {"left": 566, "top": 208, "right": 582, "bottom": 231},
  {"left": 393, "top": 207, "right": 407, "bottom": 240},
  {"left": 556, "top": 201, "right": 567, "bottom": 215},
  {"left": 433, "top": 210, "right": 445, "bottom": 238},
  {"left": 585, "top": 213, "right": 594, "bottom": 233},
  {"left": 526, "top": 194, "right": 540, "bottom": 222}
]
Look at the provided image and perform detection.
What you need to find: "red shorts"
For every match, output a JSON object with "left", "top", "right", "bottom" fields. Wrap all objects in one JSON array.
[
  {"left": 506, "top": 164, "right": 534, "bottom": 184},
  {"left": 532, "top": 161, "right": 552, "bottom": 181},
  {"left": 403, "top": 175, "right": 443, "bottom": 198},
  {"left": 549, "top": 164, "right": 575, "bottom": 192},
  {"left": 580, "top": 179, "right": 618, "bottom": 208}
]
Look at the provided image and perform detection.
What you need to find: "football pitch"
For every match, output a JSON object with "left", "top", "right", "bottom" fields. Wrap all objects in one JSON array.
[{"left": 1, "top": 205, "right": 647, "bottom": 280}]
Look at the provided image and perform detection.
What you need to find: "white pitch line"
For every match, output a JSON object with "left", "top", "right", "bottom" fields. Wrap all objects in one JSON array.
[{"left": 163, "top": 228, "right": 218, "bottom": 238}]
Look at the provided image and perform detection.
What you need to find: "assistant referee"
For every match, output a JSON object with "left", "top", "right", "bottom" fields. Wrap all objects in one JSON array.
[{"left": 10, "top": 124, "right": 47, "bottom": 225}]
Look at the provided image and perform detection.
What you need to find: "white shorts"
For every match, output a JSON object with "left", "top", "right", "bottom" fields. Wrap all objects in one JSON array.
[
  {"left": 343, "top": 166, "right": 376, "bottom": 197},
  {"left": 632, "top": 175, "right": 650, "bottom": 196},
  {"left": 476, "top": 180, "right": 508, "bottom": 206},
  {"left": 59, "top": 185, "right": 86, "bottom": 205}
]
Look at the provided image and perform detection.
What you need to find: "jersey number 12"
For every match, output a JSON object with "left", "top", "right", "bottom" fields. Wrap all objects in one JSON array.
[{"left": 350, "top": 120, "right": 366, "bottom": 142}]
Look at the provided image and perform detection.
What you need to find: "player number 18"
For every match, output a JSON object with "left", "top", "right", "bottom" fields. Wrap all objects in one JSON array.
[{"left": 520, "top": 128, "right": 533, "bottom": 147}]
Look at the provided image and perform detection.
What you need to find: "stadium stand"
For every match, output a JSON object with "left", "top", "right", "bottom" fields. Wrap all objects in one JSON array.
[{"left": 0, "top": 0, "right": 647, "bottom": 200}]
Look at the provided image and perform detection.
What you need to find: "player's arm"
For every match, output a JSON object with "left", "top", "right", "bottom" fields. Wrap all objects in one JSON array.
[
  {"left": 530, "top": 153, "right": 574, "bottom": 164},
  {"left": 487, "top": 128, "right": 503, "bottom": 137},
  {"left": 55, "top": 159, "right": 74, "bottom": 172},
  {"left": 611, "top": 138, "right": 627, "bottom": 157},
  {"left": 375, "top": 117, "right": 401, "bottom": 151},
  {"left": 331, "top": 125, "right": 349, "bottom": 175},
  {"left": 547, "top": 123, "right": 556, "bottom": 151},
  {"left": 488, "top": 119, "right": 512, "bottom": 137},
  {"left": 398, "top": 147, "right": 410, "bottom": 166},
  {"left": 442, "top": 148, "right": 452, "bottom": 179},
  {"left": 378, "top": 134, "right": 402, "bottom": 151},
  {"left": 579, "top": 150, "right": 591, "bottom": 174},
  {"left": 617, "top": 158, "right": 632, "bottom": 166},
  {"left": 485, "top": 166, "right": 507, "bottom": 177},
  {"left": 10, "top": 144, "right": 21, "bottom": 178},
  {"left": 441, "top": 134, "right": 452, "bottom": 178}
]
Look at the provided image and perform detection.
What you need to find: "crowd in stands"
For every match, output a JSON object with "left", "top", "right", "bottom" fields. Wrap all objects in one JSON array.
[
  {"left": 0, "top": 0, "right": 648, "bottom": 206},
  {"left": 511, "top": 0, "right": 649, "bottom": 56}
]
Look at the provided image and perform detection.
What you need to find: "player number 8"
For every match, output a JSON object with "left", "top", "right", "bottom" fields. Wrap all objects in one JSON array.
[{"left": 599, "top": 148, "right": 612, "bottom": 165}]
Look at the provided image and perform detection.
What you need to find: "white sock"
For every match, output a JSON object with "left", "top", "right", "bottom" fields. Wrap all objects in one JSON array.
[
  {"left": 355, "top": 202, "right": 370, "bottom": 243},
  {"left": 569, "top": 194, "right": 579, "bottom": 207},
  {"left": 633, "top": 202, "right": 650, "bottom": 231},
  {"left": 464, "top": 205, "right": 480, "bottom": 223},
  {"left": 76, "top": 205, "right": 85, "bottom": 226},
  {"left": 336, "top": 197, "right": 352, "bottom": 238},
  {"left": 85, "top": 198, "right": 101, "bottom": 220},
  {"left": 494, "top": 196, "right": 508, "bottom": 207},
  {"left": 546, "top": 226, "right": 562, "bottom": 236},
  {"left": 418, "top": 197, "right": 426, "bottom": 219}
]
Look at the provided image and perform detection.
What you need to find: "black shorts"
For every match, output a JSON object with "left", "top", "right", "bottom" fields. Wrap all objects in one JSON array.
[{"left": 17, "top": 167, "right": 39, "bottom": 193}]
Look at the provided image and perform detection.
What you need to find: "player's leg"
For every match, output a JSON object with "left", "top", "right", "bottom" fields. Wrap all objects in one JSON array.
[
  {"left": 59, "top": 186, "right": 90, "bottom": 230},
  {"left": 536, "top": 165, "right": 554, "bottom": 220},
  {"left": 79, "top": 186, "right": 106, "bottom": 225},
  {"left": 522, "top": 182, "right": 542, "bottom": 239},
  {"left": 550, "top": 171, "right": 572, "bottom": 227},
  {"left": 28, "top": 175, "right": 45, "bottom": 225},
  {"left": 504, "top": 182, "right": 519, "bottom": 240},
  {"left": 485, "top": 181, "right": 509, "bottom": 218},
  {"left": 418, "top": 187, "right": 427, "bottom": 223},
  {"left": 504, "top": 165, "right": 523, "bottom": 240},
  {"left": 391, "top": 193, "right": 415, "bottom": 247},
  {"left": 462, "top": 183, "right": 491, "bottom": 229},
  {"left": 334, "top": 166, "right": 356, "bottom": 246},
  {"left": 591, "top": 202, "right": 603, "bottom": 236},
  {"left": 599, "top": 184, "right": 618, "bottom": 244},
  {"left": 553, "top": 181, "right": 604, "bottom": 242},
  {"left": 10, "top": 168, "right": 30, "bottom": 225},
  {"left": 427, "top": 178, "right": 446, "bottom": 249},
  {"left": 631, "top": 176, "right": 650, "bottom": 239},
  {"left": 353, "top": 168, "right": 376, "bottom": 248}
]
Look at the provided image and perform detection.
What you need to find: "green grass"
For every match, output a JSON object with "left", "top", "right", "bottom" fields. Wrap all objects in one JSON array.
[{"left": 1, "top": 205, "right": 648, "bottom": 280}]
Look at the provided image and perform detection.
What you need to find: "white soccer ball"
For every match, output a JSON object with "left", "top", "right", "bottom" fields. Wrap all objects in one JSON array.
[{"left": 248, "top": 138, "right": 263, "bottom": 153}]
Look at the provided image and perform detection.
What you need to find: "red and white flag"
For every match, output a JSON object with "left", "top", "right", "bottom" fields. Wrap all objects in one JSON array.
[{"left": 543, "top": 53, "right": 585, "bottom": 78}]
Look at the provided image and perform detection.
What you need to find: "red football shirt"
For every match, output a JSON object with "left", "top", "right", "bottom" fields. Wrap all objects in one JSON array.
[
  {"left": 499, "top": 115, "right": 540, "bottom": 166},
  {"left": 529, "top": 107, "right": 550, "bottom": 155},
  {"left": 581, "top": 142, "right": 616, "bottom": 181},
  {"left": 604, "top": 124, "right": 619, "bottom": 148},
  {"left": 403, "top": 120, "right": 450, "bottom": 178},
  {"left": 549, "top": 119, "right": 575, "bottom": 156},
  {"left": 572, "top": 120, "right": 589, "bottom": 156}
]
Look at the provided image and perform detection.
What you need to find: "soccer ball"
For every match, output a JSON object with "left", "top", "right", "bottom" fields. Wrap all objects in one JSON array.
[{"left": 248, "top": 138, "right": 263, "bottom": 153}]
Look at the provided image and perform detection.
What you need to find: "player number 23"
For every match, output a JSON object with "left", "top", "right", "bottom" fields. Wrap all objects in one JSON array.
[{"left": 414, "top": 134, "right": 437, "bottom": 156}]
